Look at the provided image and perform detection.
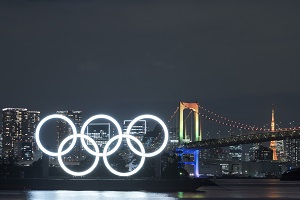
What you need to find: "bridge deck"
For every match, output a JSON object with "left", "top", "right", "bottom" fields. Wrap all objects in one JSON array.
[{"left": 182, "top": 129, "right": 300, "bottom": 149}]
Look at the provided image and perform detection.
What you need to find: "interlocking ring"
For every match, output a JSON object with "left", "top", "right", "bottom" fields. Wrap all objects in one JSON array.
[
  {"left": 35, "top": 114, "right": 169, "bottom": 177},
  {"left": 103, "top": 134, "right": 145, "bottom": 177},
  {"left": 58, "top": 134, "right": 100, "bottom": 176},
  {"left": 80, "top": 114, "right": 123, "bottom": 156},
  {"left": 35, "top": 114, "right": 78, "bottom": 157},
  {"left": 125, "top": 114, "right": 169, "bottom": 157}
]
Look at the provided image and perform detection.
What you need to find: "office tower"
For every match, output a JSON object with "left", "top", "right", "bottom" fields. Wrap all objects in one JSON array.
[
  {"left": 86, "top": 123, "right": 110, "bottom": 152},
  {"left": 123, "top": 120, "right": 147, "bottom": 141},
  {"left": 1, "top": 108, "right": 40, "bottom": 162},
  {"left": 0, "top": 131, "right": 2, "bottom": 159},
  {"left": 200, "top": 146, "right": 225, "bottom": 161},
  {"left": 276, "top": 140, "right": 286, "bottom": 162},
  {"left": 254, "top": 145, "right": 273, "bottom": 161},
  {"left": 56, "top": 110, "right": 82, "bottom": 162},
  {"left": 28, "top": 111, "right": 41, "bottom": 160},
  {"left": 229, "top": 144, "right": 242, "bottom": 161},
  {"left": 249, "top": 143, "right": 260, "bottom": 161},
  {"left": 286, "top": 138, "right": 300, "bottom": 164},
  {"left": 168, "top": 126, "right": 179, "bottom": 149}
]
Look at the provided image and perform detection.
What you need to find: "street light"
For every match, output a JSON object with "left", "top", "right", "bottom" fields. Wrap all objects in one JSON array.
[
  {"left": 206, "top": 132, "right": 210, "bottom": 139},
  {"left": 290, "top": 121, "right": 295, "bottom": 129},
  {"left": 276, "top": 122, "right": 281, "bottom": 130},
  {"left": 228, "top": 129, "right": 232, "bottom": 137}
]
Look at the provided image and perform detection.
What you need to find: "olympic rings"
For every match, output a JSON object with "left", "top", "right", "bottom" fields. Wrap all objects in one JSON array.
[{"left": 35, "top": 114, "right": 169, "bottom": 177}]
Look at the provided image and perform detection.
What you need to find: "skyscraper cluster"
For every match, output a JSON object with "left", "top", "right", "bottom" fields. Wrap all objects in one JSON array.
[{"left": 1, "top": 108, "right": 40, "bottom": 163}]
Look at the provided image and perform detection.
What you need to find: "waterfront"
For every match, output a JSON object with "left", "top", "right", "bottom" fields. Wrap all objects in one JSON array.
[{"left": 1, "top": 179, "right": 300, "bottom": 199}]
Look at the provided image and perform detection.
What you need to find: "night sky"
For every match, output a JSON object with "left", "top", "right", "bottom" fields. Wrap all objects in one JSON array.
[{"left": 1, "top": 0, "right": 300, "bottom": 133}]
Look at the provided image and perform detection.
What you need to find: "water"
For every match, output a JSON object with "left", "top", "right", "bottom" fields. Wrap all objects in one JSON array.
[{"left": 1, "top": 179, "right": 300, "bottom": 199}]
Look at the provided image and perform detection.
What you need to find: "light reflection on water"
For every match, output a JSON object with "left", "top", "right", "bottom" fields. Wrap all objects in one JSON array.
[
  {"left": 2, "top": 180, "right": 300, "bottom": 199},
  {"left": 26, "top": 191, "right": 176, "bottom": 200}
]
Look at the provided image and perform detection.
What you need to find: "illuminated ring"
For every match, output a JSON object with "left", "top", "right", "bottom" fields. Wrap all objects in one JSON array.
[
  {"left": 125, "top": 114, "right": 169, "bottom": 157},
  {"left": 103, "top": 134, "right": 145, "bottom": 177},
  {"left": 35, "top": 114, "right": 78, "bottom": 157},
  {"left": 57, "top": 134, "right": 100, "bottom": 176},
  {"left": 80, "top": 114, "right": 123, "bottom": 156}
]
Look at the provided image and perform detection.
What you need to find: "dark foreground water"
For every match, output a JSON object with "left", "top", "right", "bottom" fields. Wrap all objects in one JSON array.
[{"left": 1, "top": 179, "right": 300, "bottom": 199}]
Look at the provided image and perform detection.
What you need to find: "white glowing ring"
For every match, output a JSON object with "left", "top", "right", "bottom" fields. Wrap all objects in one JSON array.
[
  {"left": 35, "top": 114, "right": 78, "bottom": 157},
  {"left": 125, "top": 114, "right": 169, "bottom": 157},
  {"left": 79, "top": 114, "right": 123, "bottom": 156},
  {"left": 57, "top": 134, "right": 100, "bottom": 176},
  {"left": 103, "top": 134, "right": 145, "bottom": 177}
]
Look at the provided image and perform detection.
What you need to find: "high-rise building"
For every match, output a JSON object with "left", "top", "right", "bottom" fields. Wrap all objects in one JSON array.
[
  {"left": 0, "top": 130, "right": 2, "bottom": 159},
  {"left": 56, "top": 110, "right": 82, "bottom": 162},
  {"left": 249, "top": 143, "right": 260, "bottom": 161},
  {"left": 168, "top": 126, "right": 179, "bottom": 149},
  {"left": 285, "top": 138, "right": 300, "bottom": 164},
  {"left": 229, "top": 144, "right": 242, "bottom": 161},
  {"left": 28, "top": 111, "right": 41, "bottom": 160},
  {"left": 249, "top": 144, "right": 273, "bottom": 161},
  {"left": 86, "top": 123, "right": 110, "bottom": 152},
  {"left": 276, "top": 140, "right": 286, "bottom": 162},
  {"left": 200, "top": 144, "right": 226, "bottom": 161},
  {"left": 1, "top": 108, "right": 40, "bottom": 162},
  {"left": 254, "top": 145, "right": 273, "bottom": 161},
  {"left": 123, "top": 120, "right": 147, "bottom": 141}
]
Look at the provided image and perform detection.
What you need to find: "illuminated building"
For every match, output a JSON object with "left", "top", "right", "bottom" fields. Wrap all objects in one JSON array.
[
  {"left": 285, "top": 138, "right": 300, "bottom": 164},
  {"left": 229, "top": 144, "right": 242, "bottom": 161},
  {"left": 168, "top": 126, "right": 179, "bottom": 149},
  {"left": 56, "top": 110, "right": 82, "bottom": 161},
  {"left": 254, "top": 145, "right": 273, "bottom": 161},
  {"left": 86, "top": 123, "right": 110, "bottom": 152},
  {"left": 123, "top": 119, "right": 147, "bottom": 141},
  {"left": 249, "top": 143, "right": 260, "bottom": 161},
  {"left": 27, "top": 111, "right": 41, "bottom": 160},
  {"left": 1, "top": 108, "right": 40, "bottom": 162},
  {"left": 269, "top": 105, "right": 278, "bottom": 160},
  {"left": 0, "top": 131, "right": 2, "bottom": 159},
  {"left": 200, "top": 145, "right": 225, "bottom": 161}
]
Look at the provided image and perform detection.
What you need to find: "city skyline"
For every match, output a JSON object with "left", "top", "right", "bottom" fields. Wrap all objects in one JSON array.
[{"left": 2, "top": 1, "right": 300, "bottom": 197}]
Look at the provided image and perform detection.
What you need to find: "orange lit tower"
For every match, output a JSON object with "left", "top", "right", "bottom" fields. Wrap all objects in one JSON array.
[
  {"left": 179, "top": 102, "right": 201, "bottom": 145},
  {"left": 269, "top": 104, "right": 278, "bottom": 160}
]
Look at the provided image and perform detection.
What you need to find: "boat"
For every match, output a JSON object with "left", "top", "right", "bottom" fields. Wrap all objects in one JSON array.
[{"left": 281, "top": 167, "right": 300, "bottom": 181}]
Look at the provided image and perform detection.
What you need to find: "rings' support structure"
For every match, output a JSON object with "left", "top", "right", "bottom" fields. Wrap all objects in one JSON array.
[{"left": 176, "top": 148, "right": 200, "bottom": 178}]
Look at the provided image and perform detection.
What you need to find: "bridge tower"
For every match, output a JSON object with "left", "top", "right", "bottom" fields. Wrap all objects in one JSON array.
[
  {"left": 179, "top": 102, "right": 201, "bottom": 145},
  {"left": 269, "top": 104, "right": 278, "bottom": 160}
]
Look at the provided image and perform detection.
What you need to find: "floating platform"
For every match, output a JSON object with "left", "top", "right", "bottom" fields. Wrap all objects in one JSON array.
[{"left": 0, "top": 178, "right": 216, "bottom": 191}]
